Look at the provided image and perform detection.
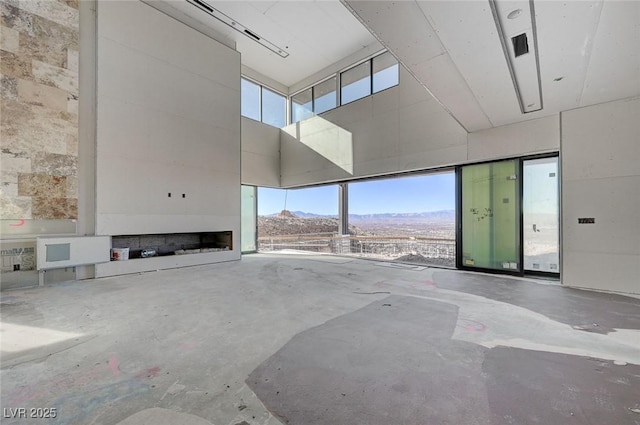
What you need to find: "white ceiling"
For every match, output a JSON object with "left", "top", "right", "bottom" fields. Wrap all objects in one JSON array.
[
  {"left": 344, "top": 0, "right": 640, "bottom": 131},
  {"left": 152, "top": 0, "right": 640, "bottom": 132},
  {"left": 153, "top": 0, "right": 381, "bottom": 88}
]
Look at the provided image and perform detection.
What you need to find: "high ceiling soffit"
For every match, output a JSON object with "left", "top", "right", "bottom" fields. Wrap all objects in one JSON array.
[
  {"left": 343, "top": 0, "right": 640, "bottom": 132},
  {"left": 152, "top": 0, "right": 381, "bottom": 89}
]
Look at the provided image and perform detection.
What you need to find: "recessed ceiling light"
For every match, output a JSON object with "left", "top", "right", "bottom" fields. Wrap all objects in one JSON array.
[{"left": 507, "top": 9, "right": 522, "bottom": 19}]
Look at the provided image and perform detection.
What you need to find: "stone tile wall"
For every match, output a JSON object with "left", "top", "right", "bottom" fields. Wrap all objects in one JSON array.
[{"left": 1, "top": 0, "right": 79, "bottom": 220}]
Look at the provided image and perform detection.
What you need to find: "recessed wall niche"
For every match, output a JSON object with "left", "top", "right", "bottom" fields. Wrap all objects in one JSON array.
[{"left": 111, "top": 232, "right": 232, "bottom": 259}]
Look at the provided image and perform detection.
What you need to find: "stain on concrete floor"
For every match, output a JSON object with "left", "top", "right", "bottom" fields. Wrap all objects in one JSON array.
[
  {"left": 248, "top": 294, "right": 640, "bottom": 425},
  {"left": 433, "top": 271, "right": 640, "bottom": 333},
  {"left": 248, "top": 295, "right": 489, "bottom": 424},
  {"left": 484, "top": 347, "right": 640, "bottom": 424}
]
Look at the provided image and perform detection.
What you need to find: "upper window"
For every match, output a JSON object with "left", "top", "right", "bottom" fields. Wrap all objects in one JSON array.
[
  {"left": 291, "top": 88, "right": 313, "bottom": 124},
  {"left": 262, "top": 87, "right": 286, "bottom": 128},
  {"left": 288, "top": 51, "right": 399, "bottom": 123},
  {"left": 291, "top": 77, "right": 338, "bottom": 123},
  {"left": 241, "top": 77, "right": 286, "bottom": 128},
  {"left": 241, "top": 78, "right": 261, "bottom": 121},
  {"left": 314, "top": 77, "right": 337, "bottom": 114},
  {"left": 373, "top": 52, "right": 399, "bottom": 93},
  {"left": 340, "top": 61, "right": 371, "bottom": 105}
]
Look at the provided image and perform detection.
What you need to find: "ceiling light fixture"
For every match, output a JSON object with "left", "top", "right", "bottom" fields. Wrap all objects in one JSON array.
[
  {"left": 507, "top": 9, "right": 522, "bottom": 19},
  {"left": 490, "top": 0, "right": 543, "bottom": 114},
  {"left": 186, "top": 0, "right": 289, "bottom": 58}
]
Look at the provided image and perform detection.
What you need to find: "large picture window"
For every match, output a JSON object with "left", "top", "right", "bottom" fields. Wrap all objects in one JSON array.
[
  {"left": 257, "top": 186, "right": 339, "bottom": 253},
  {"left": 348, "top": 172, "right": 456, "bottom": 266}
]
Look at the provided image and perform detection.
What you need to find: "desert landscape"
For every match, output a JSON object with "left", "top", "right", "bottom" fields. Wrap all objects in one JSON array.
[{"left": 258, "top": 210, "right": 456, "bottom": 267}]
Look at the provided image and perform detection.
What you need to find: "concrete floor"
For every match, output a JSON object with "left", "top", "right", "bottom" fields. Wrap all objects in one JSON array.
[{"left": 1, "top": 253, "right": 639, "bottom": 425}]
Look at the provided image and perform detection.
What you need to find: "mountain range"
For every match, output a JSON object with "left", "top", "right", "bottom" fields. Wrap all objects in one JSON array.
[{"left": 266, "top": 210, "right": 455, "bottom": 221}]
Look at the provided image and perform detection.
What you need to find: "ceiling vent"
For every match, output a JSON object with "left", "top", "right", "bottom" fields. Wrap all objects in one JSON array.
[
  {"left": 186, "top": 0, "right": 289, "bottom": 58},
  {"left": 490, "top": 0, "right": 542, "bottom": 113},
  {"left": 511, "top": 33, "right": 529, "bottom": 57}
]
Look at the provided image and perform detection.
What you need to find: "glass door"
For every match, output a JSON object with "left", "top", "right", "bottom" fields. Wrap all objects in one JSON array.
[
  {"left": 460, "top": 160, "right": 521, "bottom": 272},
  {"left": 523, "top": 157, "right": 560, "bottom": 274}
]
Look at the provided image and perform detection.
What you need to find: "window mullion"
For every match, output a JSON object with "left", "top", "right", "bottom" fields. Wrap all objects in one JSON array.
[
  {"left": 369, "top": 58, "right": 373, "bottom": 96},
  {"left": 259, "top": 86, "right": 263, "bottom": 123},
  {"left": 338, "top": 71, "right": 342, "bottom": 106}
]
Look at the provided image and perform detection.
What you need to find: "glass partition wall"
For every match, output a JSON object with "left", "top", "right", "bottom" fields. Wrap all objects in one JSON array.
[
  {"left": 458, "top": 155, "right": 560, "bottom": 276},
  {"left": 460, "top": 160, "right": 521, "bottom": 272},
  {"left": 523, "top": 157, "right": 560, "bottom": 273}
]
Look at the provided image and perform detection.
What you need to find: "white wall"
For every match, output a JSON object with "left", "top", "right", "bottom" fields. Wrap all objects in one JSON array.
[
  {"left": 561, "top": 96, "right": 640, "bottom": 294},
  {"left": 277, "top": 67, "right": 561, "bottom": 188},
  {"left": 241, "top": 117, "right": 280, "bottom": 187},
  {"left": 280, "top": 67, "right": 468, "bottom": 187},
  {"left": 95, "top": 1, "right": 241, "bottom": 268},
  {"left": 468, "top": 115, "right": 560, "bottom": 162}
]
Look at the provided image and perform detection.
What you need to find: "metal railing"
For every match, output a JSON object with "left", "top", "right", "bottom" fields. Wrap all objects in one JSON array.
[{"left": 258, "top": 233, "right": 455, "bottom": 266}]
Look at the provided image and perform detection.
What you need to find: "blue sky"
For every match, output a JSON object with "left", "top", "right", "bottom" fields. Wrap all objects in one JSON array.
[{"left": 258, "top": 172, "right": 455, "bottom": 216}]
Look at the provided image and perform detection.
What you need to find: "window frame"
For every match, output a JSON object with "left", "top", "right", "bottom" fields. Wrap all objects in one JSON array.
[
  {"left": 339, "top": 59, "right": 373, "bottom": 106},
  {"left": 290, "top": 87, "right": 313, "bottom": 124},
  {"left": 241, "top": 76, "right": 288, "bottom": 128},
  {"left": 372, "top": 51, "right": 400, "bottom": 94},
  {"left": 241, "top": 77, "right": 262, "bottom": 122},
  {"left": 287, "top": 50, "right": 399, "bottom": 123},
  {"left": 313, "top": 76, "right": 338, "bottom": 115},
  {"left": 261, "top": 85, "right": 287, "bottom": 128}
]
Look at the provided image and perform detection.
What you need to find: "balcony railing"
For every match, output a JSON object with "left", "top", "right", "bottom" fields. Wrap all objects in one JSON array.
[{"left": 258, "top": 233, "right": 455, "bottom": 267}]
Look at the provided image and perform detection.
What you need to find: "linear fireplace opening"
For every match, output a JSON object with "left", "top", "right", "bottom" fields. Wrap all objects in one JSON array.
[{"left": 111, "top": 231, "right": 232, "bottom": 260}]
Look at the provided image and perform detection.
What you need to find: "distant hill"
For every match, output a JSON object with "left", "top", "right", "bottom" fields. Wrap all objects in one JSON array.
[
  {"left": 264, "top": 210, "right": 455, "bottom": 221},
  {"left": 349, "top": 210, "right": 455, "bottom": 222},
  {"left": 258, "top": 211, "right": 357, "bottom": 237},
  {"left": 258, "top": 209, "right": 455, "bottom": 238},
  {"left": 291, "top": 211, "right": 336, "bottom": 218}
]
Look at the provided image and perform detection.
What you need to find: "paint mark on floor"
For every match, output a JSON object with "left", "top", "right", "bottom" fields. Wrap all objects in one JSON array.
[
  {"left": 108, "top": 355, "right": 120, "bottom": 376},
  {"left": 457, "top": 318, "right": 487, "bottom": 332}
]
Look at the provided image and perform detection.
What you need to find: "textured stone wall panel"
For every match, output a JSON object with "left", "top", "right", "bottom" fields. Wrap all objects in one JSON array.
[{"left": 0, "top": 0, "right": 79, "bottom": 220}]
